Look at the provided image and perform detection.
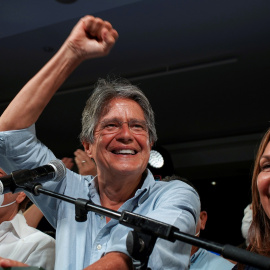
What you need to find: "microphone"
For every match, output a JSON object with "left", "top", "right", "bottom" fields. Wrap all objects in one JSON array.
[{"left": 0, "top": 160, "right": 66, "bottom": 195}]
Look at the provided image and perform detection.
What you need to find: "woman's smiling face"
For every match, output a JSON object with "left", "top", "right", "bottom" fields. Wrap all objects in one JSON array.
[{"left": 257, "top": 141, "right": 270, "bottom": 219}]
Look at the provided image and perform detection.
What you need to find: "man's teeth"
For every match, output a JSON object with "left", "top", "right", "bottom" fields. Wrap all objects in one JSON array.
[{"left": 115, "top": 149, "right": 135, "bottom": 155}]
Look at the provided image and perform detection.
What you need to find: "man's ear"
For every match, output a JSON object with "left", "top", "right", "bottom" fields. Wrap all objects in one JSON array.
[
  {"left": 16, "top": 192, "right": 27, "bottom": 204},
  {"left": 200, "top": 211, "right": 208, "bottom": 231},
  {"left": 82, "top": 141, "right": 93, "bottom": 158}
]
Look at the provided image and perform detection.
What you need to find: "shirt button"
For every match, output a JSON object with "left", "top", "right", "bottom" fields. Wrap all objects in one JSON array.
[
  {"left": 97, "top": 244, "right": 102, "bottom": 250},
  {"left": 100, "top": 216, "right": 104, "bottom": 220}
]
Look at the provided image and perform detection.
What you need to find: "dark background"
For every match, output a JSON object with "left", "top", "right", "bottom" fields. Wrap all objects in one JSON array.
[{"left": 1, "top": 0, "right": 270, "bottom": 247}]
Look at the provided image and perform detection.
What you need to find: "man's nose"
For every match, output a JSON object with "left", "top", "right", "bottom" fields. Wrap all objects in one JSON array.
[{"left": 116, "top": 122, "right": 133, "bottom": 141}]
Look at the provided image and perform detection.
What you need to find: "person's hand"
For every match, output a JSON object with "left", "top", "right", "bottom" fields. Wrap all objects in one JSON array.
[
  {"left": 61, "top": 157, "right": 75, "bottom": 170},
  {"left": 65, "top": 15, "right": 119, "bottom": 61},
  {"left": 74, "top": 149, "right": 97, "bottom": 176},
  {"left": 0, "top": 257, "right": 28, "bottom": 268}
]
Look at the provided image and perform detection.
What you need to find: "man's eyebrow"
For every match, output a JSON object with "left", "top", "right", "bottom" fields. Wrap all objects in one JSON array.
[
  {"left": 100, "top": 117, "right": 119, "bottom": 122},
  {"left": 101, "top": 117, "right": 146, "bottom": 122}
]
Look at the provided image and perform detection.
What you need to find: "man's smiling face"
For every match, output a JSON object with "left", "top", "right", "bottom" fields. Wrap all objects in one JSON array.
[{"left": 85, "top": 98, "right": 152, "bottom": 178}]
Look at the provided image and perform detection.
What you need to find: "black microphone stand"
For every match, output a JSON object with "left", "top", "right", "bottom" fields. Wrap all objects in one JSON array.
[{"left": 23, "top": 182, "right": 270, "bottom": 270}]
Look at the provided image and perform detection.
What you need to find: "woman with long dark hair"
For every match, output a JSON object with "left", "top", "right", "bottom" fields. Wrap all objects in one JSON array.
[{"left": 234, "top": 129, "right": 270, "bottom": 269}]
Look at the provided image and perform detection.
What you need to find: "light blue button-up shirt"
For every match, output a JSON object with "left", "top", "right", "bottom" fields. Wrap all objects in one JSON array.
[
  {"left": 190, "top": 248, "right": 234, "bottom": 269},
  {"left": 0, "top": 125, "right": 200, "bottom": 270}
]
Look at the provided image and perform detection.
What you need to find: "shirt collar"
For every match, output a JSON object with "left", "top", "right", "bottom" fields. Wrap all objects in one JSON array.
[
  {"left": 136, "top": 169, "right": 156, "bottom": 205},
  {"left": 0, "top": 211, "right": 25, "bottom": 239},
  {"left": 190, "top": 247, "right": 203, "bottom": 264},
  {"left": 88, "top": 169, "right": 156, "bottom": 207}
]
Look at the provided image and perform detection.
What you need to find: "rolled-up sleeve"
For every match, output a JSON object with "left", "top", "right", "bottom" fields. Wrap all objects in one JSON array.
[
  {"left": 0, "top": 125, "right": 56, "bottom": 173},
  {"left": 0, "top": 125, "right": 66, "bottom": 227}
]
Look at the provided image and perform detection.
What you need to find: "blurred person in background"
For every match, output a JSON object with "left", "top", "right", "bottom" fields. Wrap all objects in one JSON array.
[
  {"left": 0, "top": 168, "right": 55, "bottom": 270},
  {"left": 163, "top": 175, "right": 234, "bottom": 269}
]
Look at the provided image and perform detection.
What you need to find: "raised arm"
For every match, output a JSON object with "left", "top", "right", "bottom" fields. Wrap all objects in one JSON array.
[{"left": 0, "top": 15, "right": 118, "bottom": 132}]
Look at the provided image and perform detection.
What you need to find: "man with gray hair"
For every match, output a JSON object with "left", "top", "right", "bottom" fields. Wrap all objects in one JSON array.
[{"left": 0, "top": 15, "right": 199, "bottom": 270}]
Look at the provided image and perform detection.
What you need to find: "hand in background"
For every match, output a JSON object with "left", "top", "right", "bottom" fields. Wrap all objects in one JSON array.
[
  {"left": 0, "top": 257, "right": 28, "bottom": 268},
  {"left": 61, "top": 157, "right": 75, "bottom": 170},
  {"left": 74, "top": 149, "right": 97, "bottom": 176}
]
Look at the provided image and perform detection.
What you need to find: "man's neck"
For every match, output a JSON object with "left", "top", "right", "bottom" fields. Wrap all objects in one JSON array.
[
  {"left": 190, "top": 245, "right": 199, "bottom": 256},
  {"left": 97, "top": 171, "right": 146, "bottom": 210},
  {"left": 0, "top": 209, "right": 18, "bottom": 225}
]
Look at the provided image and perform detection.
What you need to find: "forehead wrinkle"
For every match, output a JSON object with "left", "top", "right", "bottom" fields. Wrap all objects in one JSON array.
[{"left": 100, "top": 99, "right": 145, "bottom": 121}]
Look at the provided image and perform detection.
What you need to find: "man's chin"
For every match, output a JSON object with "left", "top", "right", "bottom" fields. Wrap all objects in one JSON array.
[{"left": 111, "top": 165, "right": 144, "bottom": 177}]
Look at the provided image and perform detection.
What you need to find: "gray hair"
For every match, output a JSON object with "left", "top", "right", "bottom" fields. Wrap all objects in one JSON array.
[{"left": 80, "top": 78, "right": 157, "bottom": 144}]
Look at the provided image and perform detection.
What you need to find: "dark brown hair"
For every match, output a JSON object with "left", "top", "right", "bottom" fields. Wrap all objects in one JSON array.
[{"left": 248, "top": 128, "right": 270, "bottom": 256}]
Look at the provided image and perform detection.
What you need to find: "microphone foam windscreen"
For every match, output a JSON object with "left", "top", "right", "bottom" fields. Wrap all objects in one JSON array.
[{"left": 48, "top": 160, "right": 66, "bottom": 182}]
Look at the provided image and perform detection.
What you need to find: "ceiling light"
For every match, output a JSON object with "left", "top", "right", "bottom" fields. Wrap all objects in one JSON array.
[{"left": 148, "top": 150, "right": 164, "bottom": 169}]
